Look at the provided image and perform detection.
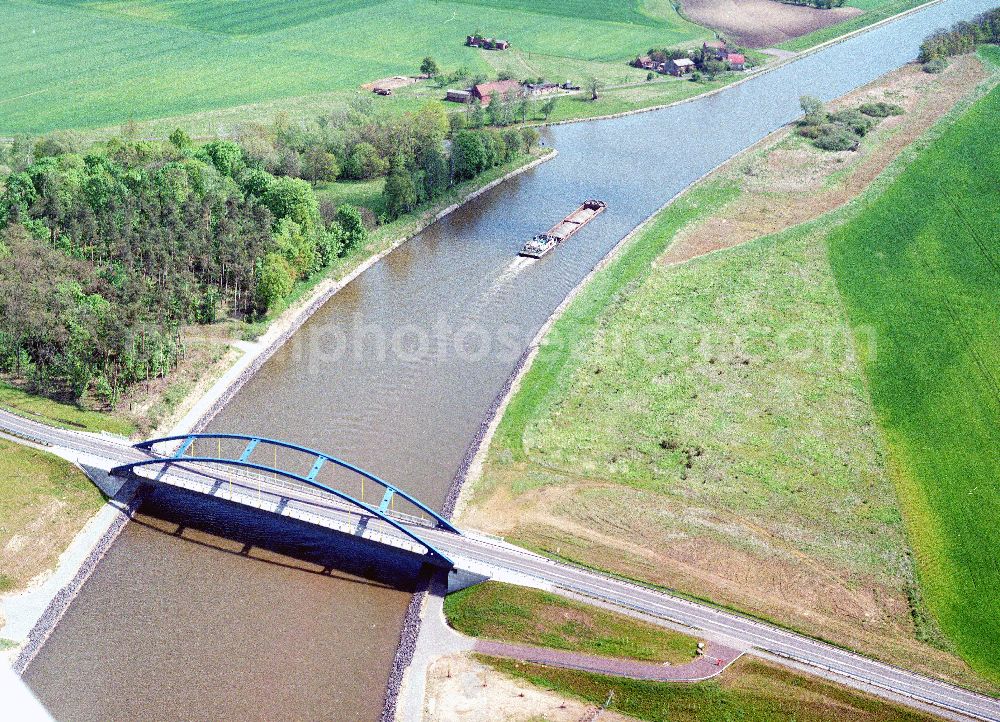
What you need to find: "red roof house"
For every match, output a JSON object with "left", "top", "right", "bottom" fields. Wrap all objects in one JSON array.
[
  {"left": 726, "top": 53, "right": 746, "bottom": 70},
  {"left": 471, "top": 79, "right": 522, "bottom": 105}
]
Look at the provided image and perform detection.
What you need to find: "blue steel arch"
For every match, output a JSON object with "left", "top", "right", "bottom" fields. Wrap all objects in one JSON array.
[{"left": 111, "top": 433, "right": 460, "bottom": 567}]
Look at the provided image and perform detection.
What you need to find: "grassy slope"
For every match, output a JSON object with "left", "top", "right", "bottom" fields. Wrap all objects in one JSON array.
[
  {"left": 0, "top": 437, "right": 105, "bottom": 594},
  {"left": 0, "top": 0, "right": 708, "bottom": 134},
  {"left": 488, "top": 180, "right": 739, "bottom": 465},
  {"left": 469, "top": 48, "right": 1000, "bottom": 685},
  {"left": 481, "top": 656, "right": 939, "bottom": 722},
  {"left": 0, "top": 380, "right": 135, "bottom": 436},
  {"left": 445, "top": 581, "right": 696, "bottom": 663},
  {"left": 825, "top": 57, "right": 1000, "bottom": 684},
  {"left": 468, "top": 189, "right": 934, "bottom": 668},
  {"left": 777, "top": 0, "right": 930, "bottom": 51},
  {"left": 496, "top": 219, "right": 909, "bottom": 580}
]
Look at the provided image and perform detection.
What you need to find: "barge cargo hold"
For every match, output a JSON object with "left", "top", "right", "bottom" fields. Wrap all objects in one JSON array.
[{"left": 519, "top": 199, "right": 607, "bottom": 258}]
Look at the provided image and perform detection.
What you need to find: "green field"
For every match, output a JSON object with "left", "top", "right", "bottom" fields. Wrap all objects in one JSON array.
[
  {"left": 826, "top": 63, "right": 1000, "bottom": 684},
  {"left": 0, "top": 0, "right": 709, "bottom": 134},
  {"left": 445, "top": 581, "right": 697, "bottom": 663},
  {"left": 481, "top": 656, "right": 939, "bottom": 722}
]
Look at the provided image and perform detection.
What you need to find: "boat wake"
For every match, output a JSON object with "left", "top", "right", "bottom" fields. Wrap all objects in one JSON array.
[
  {"left": 455, "top": 257, "right": 535, "bottom": 325},
  {"left": 494, "top": 256, "right": 535, "bottom": 285}
]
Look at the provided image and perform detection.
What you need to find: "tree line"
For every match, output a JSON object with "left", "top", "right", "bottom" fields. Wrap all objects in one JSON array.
[
  {"left": 918, "top": 9, "right": 1000, "bottom": 65},
  {"left": 0, "top": 99, "right": 537, "bottom": 406}
]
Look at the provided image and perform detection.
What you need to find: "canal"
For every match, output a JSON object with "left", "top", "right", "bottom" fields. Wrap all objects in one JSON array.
[{"left": 24, "top": 1, "right": 997, "bottom": 718}]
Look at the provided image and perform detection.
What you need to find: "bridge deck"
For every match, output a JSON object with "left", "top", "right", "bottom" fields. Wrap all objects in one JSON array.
[{"left": 120, "top": 460, "right": 453, "bottom": 567}]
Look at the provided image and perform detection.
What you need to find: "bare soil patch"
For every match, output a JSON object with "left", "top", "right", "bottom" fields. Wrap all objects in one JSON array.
[
  {"left": 659, "top": 56, "right": 988, "bottom": 265},
  {"left": 422, "top": 653, "right": 639, "bottom": 722},
  {"left": 361, "top": 75, "right": 424, "bottom": 92},
  {"left": 681, "top": 0, "right": 862, "bottom": 47}
]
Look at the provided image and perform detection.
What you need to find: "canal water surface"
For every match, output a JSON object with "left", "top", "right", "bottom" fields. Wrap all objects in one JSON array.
[{"left": 24, "top": 1, "right": 997, "bottom": 718}]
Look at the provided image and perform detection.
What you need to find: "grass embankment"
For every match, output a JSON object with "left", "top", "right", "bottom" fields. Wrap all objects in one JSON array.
[
  {"left": 826, "top": 68, "right": 1000, "bottom": 685},
  {"left": 463, "top": 55, "right": 999, "bottom": 687},
  {"left": 445, "top": 581, "right": 697, "bottom": 663},
  {"left": 489, "top": 180, "right": 739, "bottom": 461},
  {"left": 1, "top": 0, "right": 709, "bottom": 135},
  {"left": 0, "top": 380, "right": 134, "bottom": 436},
  {"left": 480, "top": 656, "right": 940, "bottom": 722},
  {"left": 0, "top": 438, "right": 105, "bottom": 597},
  {"left": 472, "top": 206, "right": 925, "bottom": 659},
  {"left": 777, "top": 0, "right": 931, "bottom": 51}
]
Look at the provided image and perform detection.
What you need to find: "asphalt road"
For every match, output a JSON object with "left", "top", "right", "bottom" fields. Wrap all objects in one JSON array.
[{"left": 3, "top": 409, "right": 998, "bottom": 722}]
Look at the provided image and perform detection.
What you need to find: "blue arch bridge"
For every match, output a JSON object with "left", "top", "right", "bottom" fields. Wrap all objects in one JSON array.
[{"left": 111, "top": 433, "right": 461, "bottom": 567}]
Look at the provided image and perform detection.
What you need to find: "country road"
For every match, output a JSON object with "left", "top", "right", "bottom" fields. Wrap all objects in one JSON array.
[{"left": 2, "top": 409, "right": 998, "bottom": 722}]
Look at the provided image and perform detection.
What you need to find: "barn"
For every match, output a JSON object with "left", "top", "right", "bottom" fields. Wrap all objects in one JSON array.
[
  {"left": 667, "top": 58, "right": 695, "bottom": 76},
  {"left": 471, "top": 79, "right": 523, "bottom": 105}
]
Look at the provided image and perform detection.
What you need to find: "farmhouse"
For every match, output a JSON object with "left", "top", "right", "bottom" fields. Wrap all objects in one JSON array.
[
  {"left": 445, "top": 77, "right": 562, "bottom": 105},
  {"left": 632, "top": 55, "right": 656, "bottom": 70},
  {"left": 703, "top": 40, "right": 728, "bottom": 59},
  {"left": 668, "top": 58, "right": 695, "bottom": 76},
  {"left": 726, "top": 52, "right": 747, "bottom": 70},
  {"left": 467, "top": 35, "right": 510, "bottom": 50},
  {"left": 471, "top": 79, "right": 523, "bottom": 105}
]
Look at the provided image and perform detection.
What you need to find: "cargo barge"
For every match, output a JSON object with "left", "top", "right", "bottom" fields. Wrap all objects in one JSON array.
[{"left": 519, "top": 199, "right": 607, "bottom": 258}]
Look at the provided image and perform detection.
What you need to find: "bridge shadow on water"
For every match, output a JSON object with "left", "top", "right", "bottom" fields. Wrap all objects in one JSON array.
[
  {"left": 134, "top": 481, "right": 431, "bottom": 592},
  {"left": 25, "top": 481, "right": 430, "bottom": 722}
]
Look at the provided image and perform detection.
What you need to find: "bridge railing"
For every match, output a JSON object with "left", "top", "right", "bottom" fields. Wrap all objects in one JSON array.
[
  {"left": 111, "top": 433, "right": 459, "bottom": 567},
  {"left": 163, "top": 454, "right": 438, "bottom": 529}
]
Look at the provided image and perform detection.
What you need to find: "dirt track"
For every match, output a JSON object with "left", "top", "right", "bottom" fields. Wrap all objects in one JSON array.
[{"left": 681, "top": 0, "right": 862, "bottom": 47}]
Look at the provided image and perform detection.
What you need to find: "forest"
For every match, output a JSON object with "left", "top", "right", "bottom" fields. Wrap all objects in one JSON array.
[{"left": 0, "top": 100, "right": 530, "bottom": 406}]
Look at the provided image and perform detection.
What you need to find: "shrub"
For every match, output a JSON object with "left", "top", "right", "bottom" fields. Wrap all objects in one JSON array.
[
  {"left": 799, "top": 95, "right": 826, "bottom": 123},
  {"left": 828, "top": 109, "right": 876, "bottom": 136},
  {"left": 923, "top": 58, "right": 948, "bottom": 74},
  {"left": 383, "top": 164, "right": 418, "bottom": 219},
  {"left": 859, "top": 102, "right": 905, "bottom": 118},
  {"left": 334, "top": 204, "right": 368, "bottom": 252},
  {"left": 521, "top": 127, "right": 540, "bottom": 152},
  {"left": 814, "top": 125, "right": 860, "bottom": 151},
  {"left": 797, "top": 123, "right": 824, "bottom": 139}
]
